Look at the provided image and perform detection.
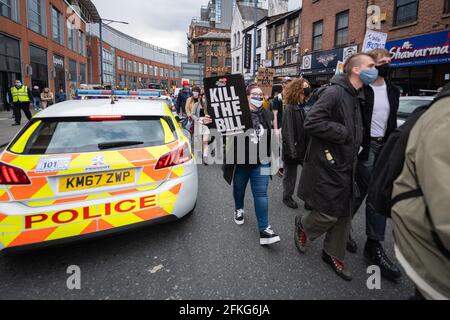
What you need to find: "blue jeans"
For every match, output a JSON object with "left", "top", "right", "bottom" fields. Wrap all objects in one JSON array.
[
  {"left": 233, "top": 164, "right": 270, "bottom": 232},
  {"left": 32, "top": 97, "right": 40, "bottom": 110},
  {"left": 354, "top": 140, "right": 387, "bottom": 242}
]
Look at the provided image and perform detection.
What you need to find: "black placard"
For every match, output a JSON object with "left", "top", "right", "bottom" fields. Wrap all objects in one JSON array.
[{"left": 204, "top": 74, "right": 252, "bottom": 136}]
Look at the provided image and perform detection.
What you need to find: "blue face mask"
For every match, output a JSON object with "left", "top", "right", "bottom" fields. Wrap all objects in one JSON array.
[{"left": 359, "top": 68, "right": 379, "bottom": 85}]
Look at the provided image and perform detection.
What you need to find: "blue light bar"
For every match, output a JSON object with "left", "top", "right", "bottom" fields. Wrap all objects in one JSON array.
[{"left": 76, "top": 89, "right": 161, "bottom": 98}]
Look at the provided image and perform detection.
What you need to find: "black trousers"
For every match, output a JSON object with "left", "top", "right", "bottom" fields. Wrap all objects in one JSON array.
[{"left": 12, "top": 102, "right": 32, "bottom": 124}]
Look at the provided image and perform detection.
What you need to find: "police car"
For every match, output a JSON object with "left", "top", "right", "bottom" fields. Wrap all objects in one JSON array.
[{"left": 0, "top": 90, "right": 198, "bottom": 251}]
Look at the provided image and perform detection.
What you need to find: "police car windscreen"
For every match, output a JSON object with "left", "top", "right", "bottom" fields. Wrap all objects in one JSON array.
[{"left": 9, "top": 116, "right": 177, "bottom": 155}]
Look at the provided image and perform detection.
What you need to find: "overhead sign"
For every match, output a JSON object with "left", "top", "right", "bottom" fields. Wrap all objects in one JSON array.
[
  {"left": 362, "top": 30, "right": 388, "bottom": 52},
  {"left": 256, "top": 68, "right": 275, "bottom": 97},
  {"left": 385, "top": 30, "right": 450, "bottom": 67},
  {"left": 343, "top": 45, "right": 358, "bottom": 62},
  {"left": 204, "top": 74, "right": 252, "bottom": 136},
  {"left": 244, "top": 34, "right": 252, "bottom": 70}
]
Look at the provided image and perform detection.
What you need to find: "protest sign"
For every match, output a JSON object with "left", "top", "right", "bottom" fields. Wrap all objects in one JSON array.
[
  {"left": 204, "top": 74, "right": 252, "bottom": 136},
  {"left": 256, "top": 67, "right": 275, "bottom": 97},
  {"left": 335, "top": 61, "right": 344, "bottom": 75},
  {"left": 362, "top": 30, "right": 388, "bottom": 52}
]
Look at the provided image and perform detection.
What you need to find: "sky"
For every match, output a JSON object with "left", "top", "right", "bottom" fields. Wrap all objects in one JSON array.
[{"left": 91, "top": 0, "right": 300, "bottom": 55}]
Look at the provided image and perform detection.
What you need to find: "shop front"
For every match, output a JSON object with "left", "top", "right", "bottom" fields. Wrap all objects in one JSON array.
[
  {"left": 385, "top": 30, "right": 450, "bottom": 96},
  {"left": 30, "top": 44, "right": 48, "bottom": 91},
  {"left": 301, "top": 45, "right": 358, "bottom": 88},
  {"left": 0, "top": 33, "right": 21, "bottom": 111},
  {"left": 53, "top": 54, "right": 66, "bottom": 94}
]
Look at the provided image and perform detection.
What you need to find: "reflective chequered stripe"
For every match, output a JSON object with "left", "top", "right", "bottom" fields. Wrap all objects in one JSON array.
[{"left": 0, "top": 183, "right": 182, "bottom": 248}]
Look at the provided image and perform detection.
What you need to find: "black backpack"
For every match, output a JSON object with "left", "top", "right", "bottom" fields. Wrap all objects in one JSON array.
[{"left": 367, "top": 89, "right": 450, "bottom": 260}]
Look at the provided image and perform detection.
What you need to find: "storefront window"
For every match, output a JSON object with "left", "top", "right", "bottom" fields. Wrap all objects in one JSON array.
[
  {"left": 313, "top": 20, "right": 323, "bottom": 51},
  {"left": 53, "top": 54, "right": 65, "bottom": 93},
  {"left": 79, "top": 63, "right": 86, "bottom": 84},
  {"left": 30, "top": 45, "right": 48, "bottom": 89},
  {"left": 335, "top": 11, "right": 349, "bottom": 47},
  {"left": 27, "top": 0, "right": 46, "bottom": 36},
  {"left": 394, "top": 0, "right": 418, "bottom": 26},
  {"left": 0, "top": 33, "right": 21, "bottom": 74}
]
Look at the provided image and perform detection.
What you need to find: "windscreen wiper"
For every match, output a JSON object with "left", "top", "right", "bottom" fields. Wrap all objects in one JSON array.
[{"left": 98, "top": 141, "right": 144, "bottom": 150}]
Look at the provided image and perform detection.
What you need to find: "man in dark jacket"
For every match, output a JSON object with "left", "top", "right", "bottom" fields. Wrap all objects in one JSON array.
[
  {"left": 176, "top": 85, "right": 191, "bottom": 117},
  {"left": 350, "top": 48, "right": 402, "bottom": 281},
  {"left": 295, "top": 53, "right": 378, "bottom": 281}
]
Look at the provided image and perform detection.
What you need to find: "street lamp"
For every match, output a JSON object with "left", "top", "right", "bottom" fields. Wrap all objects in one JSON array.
[{"left": 99, "top": 18, "right": 129, "bottom": 86}]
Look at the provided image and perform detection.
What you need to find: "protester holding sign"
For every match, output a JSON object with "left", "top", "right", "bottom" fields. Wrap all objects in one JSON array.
[
  {"left": 222, "top": 83, "right": 281, "bottom": 246},
  {"left": 188, "top": 87, "right": 212, "bottom": 163}
]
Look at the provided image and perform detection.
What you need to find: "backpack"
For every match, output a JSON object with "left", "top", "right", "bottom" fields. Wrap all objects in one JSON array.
[
  {"left": 367, "top": 90, "right": 450, "bottom": 260},
  {"left": 304, "top": 84, "right": 333, "bottom": 113}
]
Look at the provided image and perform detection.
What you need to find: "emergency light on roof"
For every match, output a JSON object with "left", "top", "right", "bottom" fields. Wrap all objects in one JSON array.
[{"left": 75, "top": 89, "right": 162, "bottom": 99}]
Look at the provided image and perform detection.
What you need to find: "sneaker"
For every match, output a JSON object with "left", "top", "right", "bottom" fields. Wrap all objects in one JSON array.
[
  {"left": 322, "top": 251, "right": 353, "bottom": 281},
  {"left": 260, "top": 226, "right": 280, "bottom": 245},
  {"left": 11, "top": 122, "right": 20, "bottom": 126},
  {"left": 294, "top": 216, "right": 308, "bottom": 253},
  {"left": 283, "top": 197, "right": 299, "bottom": 209},
  {"left": 234, "top": 209, "right": 245, "bottom": 225}
]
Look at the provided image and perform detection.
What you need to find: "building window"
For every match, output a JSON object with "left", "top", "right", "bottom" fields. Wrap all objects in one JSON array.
[
  {"left": 160, "top": 67, "right": 164, "bottom": 77},
  {"left": 155, "top": 66, "right": 158, "bottom": 77},
  {"left": 29, "top": 44, "right": 48, "bottom": 89},
  {"left": 211, "top": 57, "right": 218, "bottom": 67},
  {"left": 225, "top": 57, "right": 232, "bottom": 67},
  {"left": 51, "top": 6, "right": 64, "bottom": 45},
  {"left": 27, "top": 0, "right": 46, "bottom": 35},
  {"left": 267, "top": 28, "right": 272, "bottom": 44},
  {"left": 335, "top": 10, "right": 349, "bottom": 47},
  {"left": 144, "top": 64, "right": 148, "bottom": 74},
  {"left": 275, "top": 24, "right": 284, "bottom": 42},
  {"left": 67, "top": 21, "right": 76, "bottom": 51},
  {"left": 1, "top": 0, "right": 19, "bottom": 22},
  {"left": 237, "top": 32, "right": 241, "bottom": 46},
  {"left": 312, "top": 20, "right": 323, "bottom": 51},
  {"left": 236, "top": 56, "right": 240, "bottom": 72},
  {"left": 394, "top": 0, "right": 418, "bottom": 26},
  {"left": 138, "top": 62, "right": 143, "bottom": 74},
  {"left": 257, "top": 29, "right": 262, "bottom": 48},
  {"left": 78, "top": 31, "right": 85, "bottom": 55},
  {"left": 68, "top": 59, "right": 77, "bottom": 84},
  {"left": 133, "top": 61, "right": 137, "bottom": 73},
  {"left": 80, "top": 63, "right": 86, "bottom": 84},
  {"left": 256, "top": 54, "right": 261, "bottom": 68},
  {"left": 274, "top": 48, "right": 284, "bottom": 66},
  {"left": 445, "top": 0, "right": 450, "bottom": 13},
  {"left": 149, "top": 65, "right": 154, "bottom": 76},
  {"left": 288, "top": 18, "right": 299, "bottom": 38}
]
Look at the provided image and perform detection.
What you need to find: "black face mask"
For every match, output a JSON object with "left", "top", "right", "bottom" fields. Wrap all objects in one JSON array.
[
  {"left": 303, "top": 87, "right": 312, "bottom": 98},
  {"left": 376, "top": 63, "right": 391, "bottom": 78}
]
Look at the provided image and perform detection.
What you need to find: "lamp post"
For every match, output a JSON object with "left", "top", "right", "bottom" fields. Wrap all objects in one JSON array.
[{"left": 99, "top": 18, "right": 129, "bottom": 86}]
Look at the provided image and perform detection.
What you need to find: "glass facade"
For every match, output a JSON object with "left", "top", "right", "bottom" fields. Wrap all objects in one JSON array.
[{"left": 30, "top": 44, "right": 48, "bottom": 89}]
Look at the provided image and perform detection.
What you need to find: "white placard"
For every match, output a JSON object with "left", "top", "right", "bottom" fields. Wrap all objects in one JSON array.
[{"left": 362, "top": 30, "right": 388, "bottom": 53}]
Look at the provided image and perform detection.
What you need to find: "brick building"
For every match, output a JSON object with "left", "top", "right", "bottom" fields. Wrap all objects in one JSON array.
[
  {"left": 299, "top": 0, "right": 450, "bottom": 92},
  {"left": 0, "top": 0, "right": 186, "bottom": 111},
  {"left": 300, "top": 0, "right": 367, "bottom": 86},
  {"left": 0, "top": 0, "right": 97, "bottom": 110},
  {"left": 372, "top": 0, "right": 450, "bottom": 94},
  {"left": 189, "top": 29, "right": 232, "bottom": 78}
]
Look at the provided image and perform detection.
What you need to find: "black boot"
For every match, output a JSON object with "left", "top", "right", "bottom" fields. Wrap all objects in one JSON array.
[
  {"left": 346, "top": 233, "right": 358, "bottom": 254},
  {"left": 364, "top": 240, "right": 402, "bottom": 282},
  {"left": 283, "top": 197, "right": 298, "bottom": 209}
]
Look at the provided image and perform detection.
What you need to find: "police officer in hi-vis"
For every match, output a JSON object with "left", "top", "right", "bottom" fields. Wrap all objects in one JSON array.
[{"left": 8, "top": 79, "right": 33, "bottom": 126}]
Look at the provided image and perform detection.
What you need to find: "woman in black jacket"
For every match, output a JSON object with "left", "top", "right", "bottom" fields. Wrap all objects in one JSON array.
[{"left": 282, "top": 78, "right": 311, "bottom": 209}]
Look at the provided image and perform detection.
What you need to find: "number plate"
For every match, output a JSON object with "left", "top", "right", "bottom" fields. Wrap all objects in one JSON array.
[{"left": 59, "top": 170, "right": 135, "bottom": 192}]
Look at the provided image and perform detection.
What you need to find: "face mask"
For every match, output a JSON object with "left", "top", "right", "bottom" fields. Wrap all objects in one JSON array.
[
  {"left": 359, "top": 68, "right": 379, "bottom": 85},
  {"left": 16, "top": 83, "right": 21, "bottom": 87},
  {"left": 193, "top": 92, "right": 199, "bottom": 98},
  {"left": 376, "top": 63, "right": 391, "bottom": 78},
  {"left": 303, "top": 87, "right": 312, "bottom": 98},
  {"left": 250, "top": 97, "right": 264, "bottom": 108}
]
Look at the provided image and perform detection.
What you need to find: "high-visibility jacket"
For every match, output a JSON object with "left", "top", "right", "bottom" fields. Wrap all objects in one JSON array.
[{"left": 11, "top": 86, "right": 31, "bottom": 103}]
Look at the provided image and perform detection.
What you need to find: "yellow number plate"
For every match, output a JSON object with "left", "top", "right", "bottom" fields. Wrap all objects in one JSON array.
[{"left": 59, "top": 170, "right": 135, "bottom": 192}]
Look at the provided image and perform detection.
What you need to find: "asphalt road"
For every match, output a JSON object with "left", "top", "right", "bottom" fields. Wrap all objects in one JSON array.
[{"left": 0, "top": 163, "right": 414, "bottom": 300}]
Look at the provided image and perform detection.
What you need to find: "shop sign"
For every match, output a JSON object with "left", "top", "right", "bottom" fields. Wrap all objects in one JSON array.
[
  {"left": 385, "top": 31, "right": 450, "bottom": 68},
  {"left": 244, "top": 34, "right": 252, "bottom": 69},
  {"left": 53, "top": 55, "right": 64, "bottom": 68}
]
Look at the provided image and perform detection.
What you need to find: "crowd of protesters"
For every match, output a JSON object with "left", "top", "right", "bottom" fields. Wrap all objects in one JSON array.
[{"left": 177, "top": 48, "right": 449, "bottom": 299}]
